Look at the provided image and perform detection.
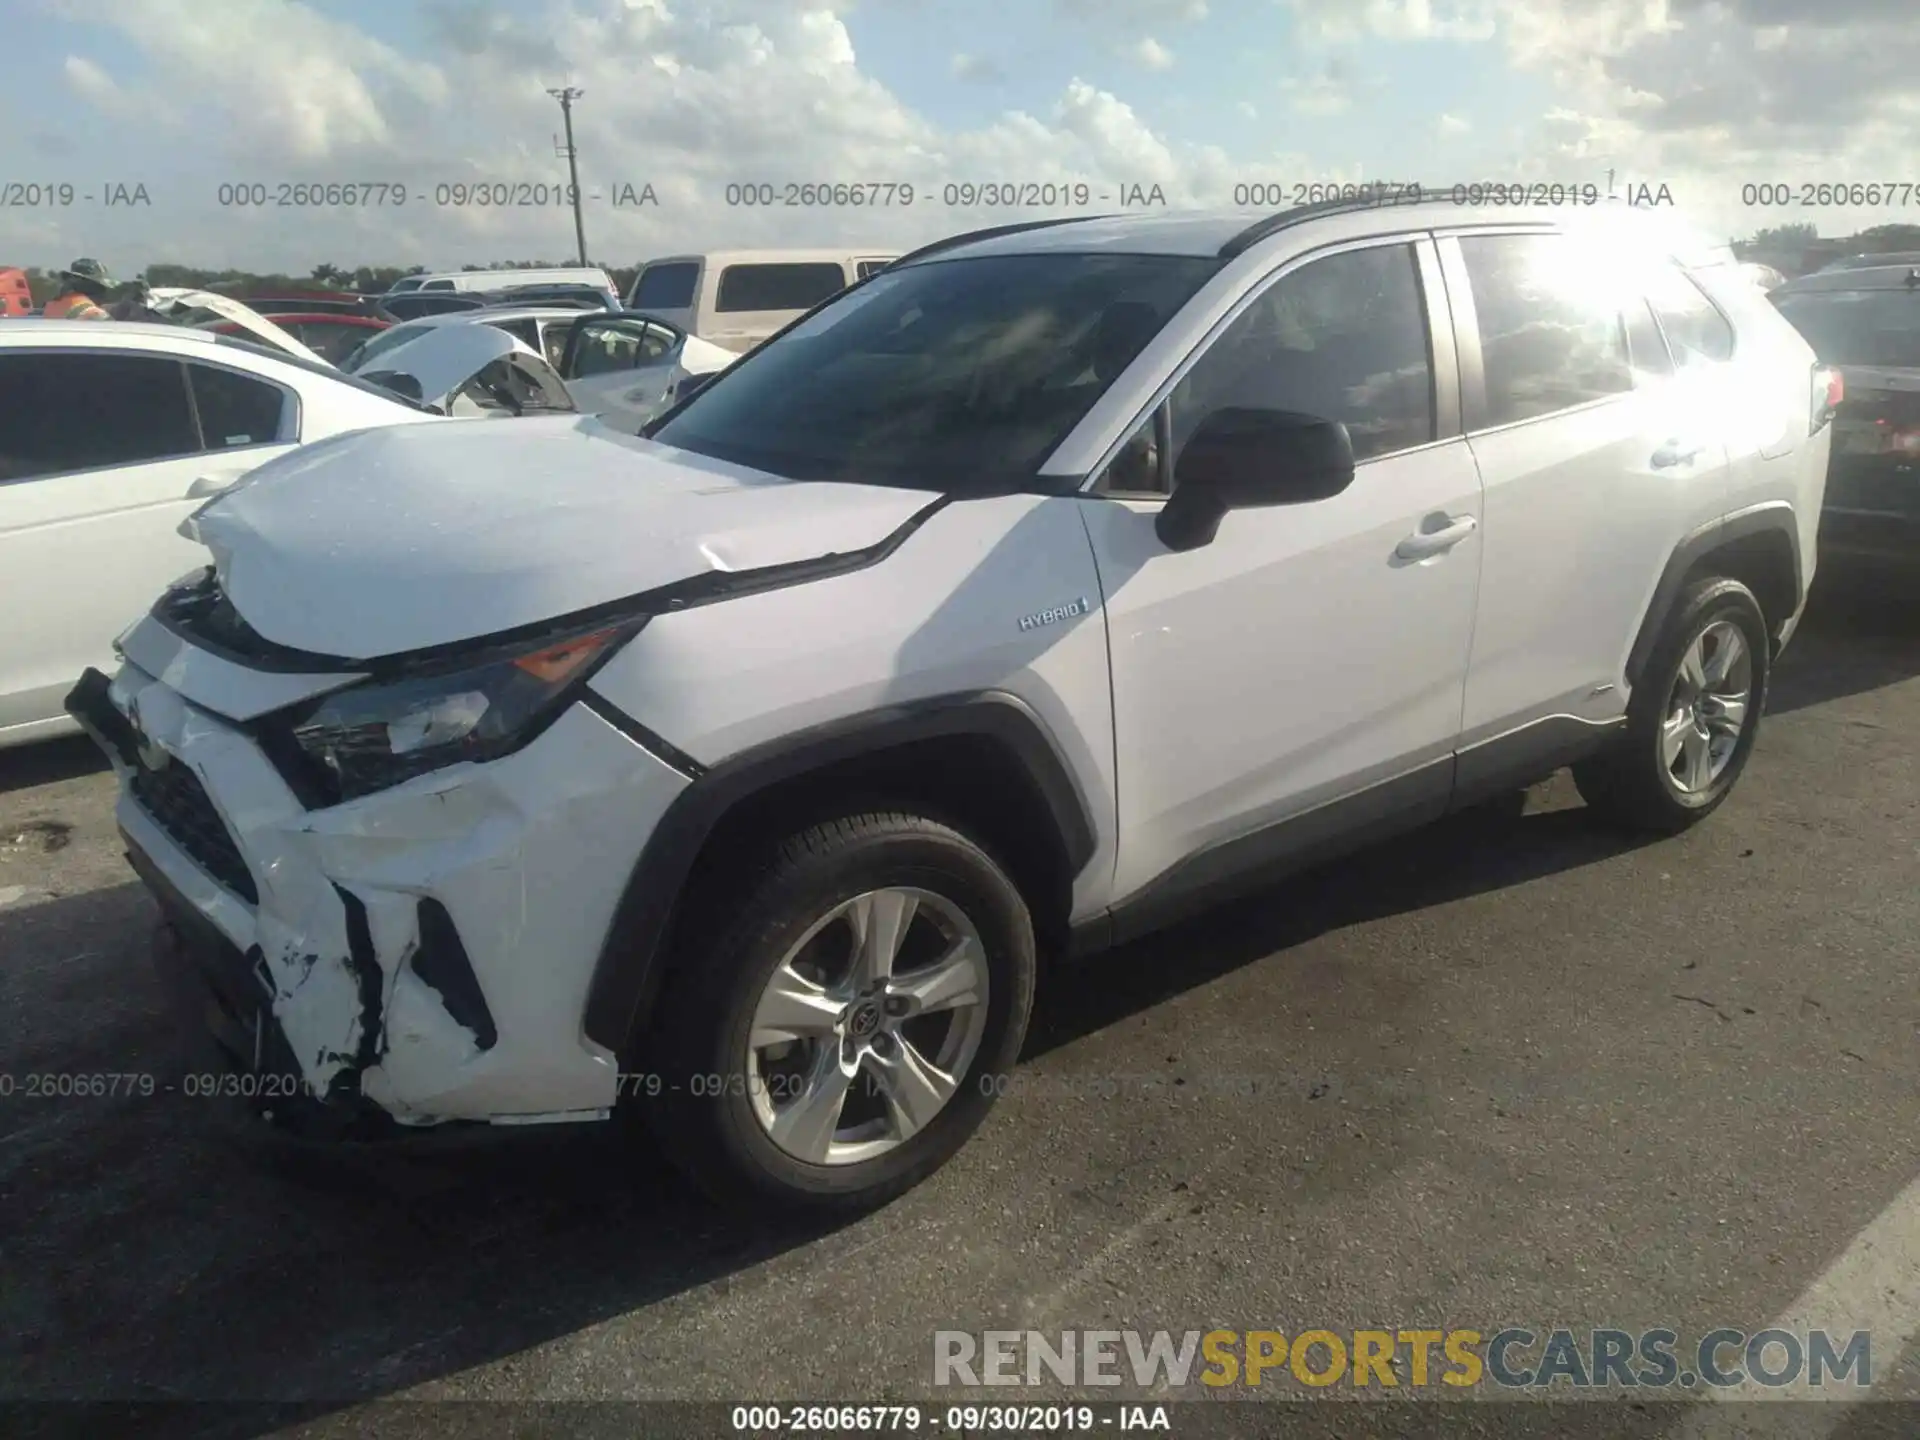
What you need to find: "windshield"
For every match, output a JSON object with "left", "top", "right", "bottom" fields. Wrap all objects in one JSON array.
[
  {"left": 1773, "top": 290, "right": 1920, "bottom": 368},
  {"left": 341, "top": 319, "right": 438, "bottom": 373},
  {"left": 649, "top": 252, "right": 1220, "bottom": 489}
]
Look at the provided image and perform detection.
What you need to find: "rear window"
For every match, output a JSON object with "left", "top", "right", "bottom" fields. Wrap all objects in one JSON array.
[
  {"left": 631, "top": 263, "right": 699, "bottom": 310},
  {"left": 1773, "top": 290, "right": 1920, "bottom": 368},
  {"left": 715, "top": 262, "right": 849, "bottom": 314}
]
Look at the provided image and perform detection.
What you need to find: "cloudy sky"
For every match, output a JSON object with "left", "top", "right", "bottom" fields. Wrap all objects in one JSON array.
[{"left": 3, "top": 0, "right": 1917, "bottom": 277}]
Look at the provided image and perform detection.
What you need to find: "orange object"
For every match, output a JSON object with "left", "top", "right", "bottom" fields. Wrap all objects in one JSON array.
[
  {"left": 0, "top": 268, "right": 30, "bottom": 317},
  {"left": 43, "top": 290, "right": 110, "bottom": 320}
]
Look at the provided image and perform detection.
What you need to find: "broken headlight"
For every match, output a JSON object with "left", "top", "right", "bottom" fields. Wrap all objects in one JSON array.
[{"left": 285, "top": 621, "right": 642, "bottom": 803}]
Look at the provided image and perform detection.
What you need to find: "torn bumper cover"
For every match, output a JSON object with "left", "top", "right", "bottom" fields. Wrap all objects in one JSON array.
[{"left": 67, "top": 647, "right": 692, "bottom": 1140}]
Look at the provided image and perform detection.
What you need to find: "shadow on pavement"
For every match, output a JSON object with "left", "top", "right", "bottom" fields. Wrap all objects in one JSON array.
[
  {"left": 1769, "top": 560, "right": 1920, "bottom": 717},
  {"left": 0, "top": 734, "right": 108, "bottom": 799}
]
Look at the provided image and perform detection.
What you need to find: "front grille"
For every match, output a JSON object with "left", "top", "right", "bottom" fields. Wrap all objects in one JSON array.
[{"left": 130, "top": 758, "right": 259, "bottom": 904}]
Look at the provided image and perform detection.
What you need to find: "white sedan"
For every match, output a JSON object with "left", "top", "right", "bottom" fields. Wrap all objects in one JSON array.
[
  {"left": 341, "top": 306, "right": 739, "bottom": 432},
  {"left": 0, "top": 318, "right": 571, "bottom": 748}
]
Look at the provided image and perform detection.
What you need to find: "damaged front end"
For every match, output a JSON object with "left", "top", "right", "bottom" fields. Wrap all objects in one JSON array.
[{"left": 65, "top": 591, "right": 693, "bottom": 1143}]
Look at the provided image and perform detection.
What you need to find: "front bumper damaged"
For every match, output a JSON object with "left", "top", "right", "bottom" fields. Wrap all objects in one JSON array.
[{"left": 67, "top": 650, "right": 692, "bottom": 1141}]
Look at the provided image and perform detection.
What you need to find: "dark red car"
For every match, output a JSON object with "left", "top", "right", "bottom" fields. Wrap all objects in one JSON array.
[{"left": 208, "top": 312, "right": 390, "bottom": 365}]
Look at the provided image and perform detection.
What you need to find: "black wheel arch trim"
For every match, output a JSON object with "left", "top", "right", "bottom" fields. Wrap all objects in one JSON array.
[
  {"left": 582, "top": 689, "right": 1099, "bottom": 1052},
  {"left": 1625, "top": 502, "right": 1803, "bottom": 688}
]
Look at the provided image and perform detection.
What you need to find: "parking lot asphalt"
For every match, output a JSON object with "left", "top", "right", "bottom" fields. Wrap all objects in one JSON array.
[{"left": 1, "top": 565, "right": 1916, "bottom": 1440}]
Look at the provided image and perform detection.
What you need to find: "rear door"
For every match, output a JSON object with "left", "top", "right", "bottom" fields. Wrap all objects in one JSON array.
[
  {"left": 559, "top": 315, "right": 689, "bottom": 431},
  {"left": 702, "top": 260, "right": 851, "bottom": 352},
  {"left": 0, "top": 349, "right": 297, "bottom": 736},
  {"left": 1444, "top": 228, "right": 1733, "bottom": 744}
]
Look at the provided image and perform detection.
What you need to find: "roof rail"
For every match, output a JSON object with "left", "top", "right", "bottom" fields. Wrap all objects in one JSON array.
[
  {"left": 1218, "top": 184, "right": 1452, "bottom": 259},
  {"left": 1217, "top": 182, "right": 1642, "bottom": 259},
  {"left": 888, "top": 213, "right": 1116, "bottom": 269}
]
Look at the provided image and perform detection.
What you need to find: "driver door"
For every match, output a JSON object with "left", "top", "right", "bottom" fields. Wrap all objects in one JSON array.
[{"left": 1078, "top": 236, "right": 1486, "bottom": 917}]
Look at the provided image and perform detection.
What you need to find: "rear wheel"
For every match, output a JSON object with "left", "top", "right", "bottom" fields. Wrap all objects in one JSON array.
[
  {"left": 633, "top": 811, "right": 1036, "bottom": 1212},
  {"left": 1574, "top": 576, "right": 1770, "bottom": 833}
]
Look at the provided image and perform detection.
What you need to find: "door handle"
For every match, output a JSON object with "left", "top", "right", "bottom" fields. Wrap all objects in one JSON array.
[
  {"left": 1395, "top": 514, "right": 1477, "bottom": 560},
  {"left": 1651, "top": 441, "right": 1704, "bottom": 468},
  {"left": 186, "top": 474, "right": 241, "bottom": 499}
]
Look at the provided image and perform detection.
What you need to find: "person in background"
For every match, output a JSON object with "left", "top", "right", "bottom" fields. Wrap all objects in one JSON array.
[{"left": 42, "top": 258, "right": 115, "bottom": 319}]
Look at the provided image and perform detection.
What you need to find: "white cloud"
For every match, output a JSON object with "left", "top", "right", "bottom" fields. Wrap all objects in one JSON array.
[
  {"left": 1279, "top": 55, "right": 1360, "bottom": 115},
  {"left": 950, "top": 52, "right": 1004, "bottom": 82},
  {"left": 1282, "top": 0, "right": 1497, "bottom": 42},
  {"left": 62, "top": 55, "right": 124, "bottom": 111},
  {"left": 1057, "top": 0, "right": 1207, "bottom": 23},
  {"left": 1437, "top": 111, "right": 1470, "bottom": 134},
  {"left": 1132, "top": 36, "right": 1176, "bottom": 69}
]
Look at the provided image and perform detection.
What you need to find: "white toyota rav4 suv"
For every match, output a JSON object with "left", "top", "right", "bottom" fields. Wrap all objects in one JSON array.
[{"left": 71, "top": 194, "right": 1835, "bottom": 1211}]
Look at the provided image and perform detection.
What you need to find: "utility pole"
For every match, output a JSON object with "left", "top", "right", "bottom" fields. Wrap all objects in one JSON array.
[{"left": 548, "top": 86, "right": 588, "bottom": 265}]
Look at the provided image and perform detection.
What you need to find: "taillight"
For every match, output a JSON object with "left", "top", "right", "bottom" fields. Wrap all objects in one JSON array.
[{"left": 1811, "top": 365, "right": 1843, "bottom": 433}]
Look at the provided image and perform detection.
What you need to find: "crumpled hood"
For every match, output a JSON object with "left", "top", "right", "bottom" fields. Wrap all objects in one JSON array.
[{"left": 182, "top": 417, "right": 936, "bottom": 659}]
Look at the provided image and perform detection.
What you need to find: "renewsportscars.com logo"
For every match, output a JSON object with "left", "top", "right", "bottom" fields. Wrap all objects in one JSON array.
[{"left": 933, "top": 1328, "right": 1873, "bottom": 1391}]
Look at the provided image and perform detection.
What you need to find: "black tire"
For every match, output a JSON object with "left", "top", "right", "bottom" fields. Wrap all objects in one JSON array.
[
  {"left": 631, "top": 811, "right": 1036, "bottom": 1213},
  {"left": 1573, "top": 576, "right": 1771, "bottom": 833}
]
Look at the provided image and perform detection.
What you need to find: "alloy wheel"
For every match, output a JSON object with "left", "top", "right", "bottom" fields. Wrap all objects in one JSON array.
[
  {"left": 1662, "top": 618, "right": 1754, "bottom": 793},
  {"left": 746, "top": 887, "right": 990, "bottom": 1166}
]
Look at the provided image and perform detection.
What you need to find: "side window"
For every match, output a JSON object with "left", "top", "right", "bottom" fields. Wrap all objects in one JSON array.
[
  {"left": 1624, "top": 300, "right": 1674, "bottom": 379},
  {"left": 857, "top": 260, "right": 891, "bottom": 280},
  {"left": 1458, "top": 232, "right": 1632, "bottom": 426},
  {"left": 1644, "top": 265, "right": 1735, "bottom": 368},
  {"left": 630, "top": 262, "right": 699, "bottom": 310},
  {"left": 1100, "top": 242, "right": 1435, "bottom": 493},
  {"left": 569, "top": 320, "right": 675, "bottom": 377},
  {"left": 0, "top": 352, "right": 199, "bottom": 481},
  {"left": 492, "top": 318, "right": 540, "bottom": 348},
  {"left": 715, "top": 263, "right": 849, "bottom": 313},
  {"left": 540, "top": 319, "right": 576, "bottom": 368},
  {"left": 423, "top": 279, "right": 455, "bottom": 292},
  {"left": 188, "top": 363, "right": 288, "bottom": 449}
]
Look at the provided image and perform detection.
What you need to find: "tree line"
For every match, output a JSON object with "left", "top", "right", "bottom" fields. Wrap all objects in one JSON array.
[{"left": 10, "top": 259, "right": 642, "bottom": 305}]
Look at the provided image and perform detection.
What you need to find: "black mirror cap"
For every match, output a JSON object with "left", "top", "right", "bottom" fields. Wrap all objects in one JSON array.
[
  {"left": 675, "top": 372, "right": 717, "bottom": 401},
  {"left": 1156, "top": 408, "right": 1356, "bottom": 551}
]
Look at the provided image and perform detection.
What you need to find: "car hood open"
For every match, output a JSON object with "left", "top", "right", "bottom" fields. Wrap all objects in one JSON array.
[
  {"left": 358, "top": 323, "right": 575, "bottom": 415},
  {"left": 146, "top": 287, "right": 327, "bottom": 365},
  {"left": 179, "top": 418, "right": 938, "bottom": 659}
]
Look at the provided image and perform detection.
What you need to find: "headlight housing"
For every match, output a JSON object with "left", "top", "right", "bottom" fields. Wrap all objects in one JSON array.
[{"left": 281, "top": 620, "right": 643, "bottom": 804}]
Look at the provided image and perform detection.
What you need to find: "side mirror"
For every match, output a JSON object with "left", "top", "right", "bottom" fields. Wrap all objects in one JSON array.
[
  {"left": 1155, "top": 408, "right": 1355, "bottom": 552},
  {"left": 675, "top": 372, "right": 717, "bottom": 401}
]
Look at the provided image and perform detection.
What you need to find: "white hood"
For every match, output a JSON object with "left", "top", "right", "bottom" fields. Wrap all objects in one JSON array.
[
  {"left": 146, "top": 287, "right": 326, "bottom": 364},
  {"left": 181, "top": 418, "right": 935, "bottom": 658}
]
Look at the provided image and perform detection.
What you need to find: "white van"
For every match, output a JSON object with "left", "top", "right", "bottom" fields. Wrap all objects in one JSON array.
[
  {"left": 624, "top": 249, "right": 898, "bottom": 352},
  {"left": 385, "top": 267, "right": 619, "bottom": 299}
]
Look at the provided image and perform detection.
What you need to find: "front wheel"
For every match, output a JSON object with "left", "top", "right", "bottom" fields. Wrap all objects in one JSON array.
[
  {"left": 633, "top": 812, "right": 1036, "bottom": 1212},
  {"left": 1574, "top": 576, "right": 1771, "bottom": 833}
]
